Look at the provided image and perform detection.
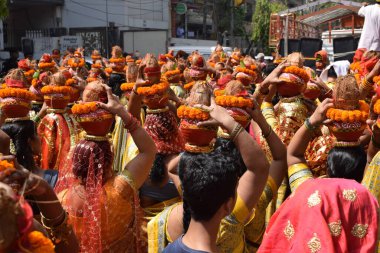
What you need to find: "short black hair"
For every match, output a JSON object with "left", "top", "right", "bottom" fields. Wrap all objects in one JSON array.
[
  {"left": 327, "top": 146, "right": 366, "bottom": 182},
  {"left": 179, "top": 141, "right": 242, "bottom": 230}
]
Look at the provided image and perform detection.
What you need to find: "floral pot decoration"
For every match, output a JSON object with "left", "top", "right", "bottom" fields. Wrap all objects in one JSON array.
[
  {"left": 137, "top": 81, "right": 170, "bottom": 109},
  {"left": 177, "top": 105, "right": 216, "bottom": 153},
  {"left": 0, "top": 88, "right": 36, "bottom": 118},
  {"left": 215, "top": 95, "right": 253, "bottom": 129},
  {"left": 37, "top": 54, "right": 56, "bottom": 71},
  {"left": 303, "top": 82, "right": 321, "bottom": 100},
  {"left": 326, "top": 75, "right": 369, "bottom": 142},
  {"left": 120, "top": 82, "right": 135, "bottom": 100},
  {"left": 41, "top": 86, "right": 72, "bottom": 109},
  {"left": 278, "top": 66, "right": 310, "bottom": 97},
  {"left": 373, "top": 99, "right": 380, "bottom": 128},
  {"left": 72, "top": 102, "right": 114, "bottom": 136},
  {"left": 235, "top": 66, "right": 257, "bottom": 87},
  {"left": 163, "top": 69, "right": 181, "bottom": 84}
]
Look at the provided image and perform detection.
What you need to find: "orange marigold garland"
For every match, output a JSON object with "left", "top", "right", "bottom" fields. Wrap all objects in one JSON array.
[
  {"left": 215, "top": 95, "right": 254, "bottom": 108},
  {"left": 177, "top": 105, "right": 210, "bottom": 120},
  {"left": 38, "top": 62, "right": 55, "bottom": 69},
  {"left": 91, "top": 63, "right": 102, "bottom": 69},
  {"left": 326, "top": 100, "right": 369, "bottom": 123},
  {"left": 41, "top": 85, "right": 73, "bottom": 95},
  {"left": 373, "top": 99, "right": 380, "bottom": 114},
  {"left": 105, "top": 68, "right": 112, "bottom": 74},
  {"left": 0, "top": 159, "right": 15, "bottom": 176},
  {"left": 109, "top": 57, "right": 125, "bottom": 64},
  {"left": 23, "top": 231, "right": 55, "bottom": 253},
  {"left": 0, "top": 88, "right": 36, "bottom": 100},
  {"left": 214, "top": 89, "right": 225, "bottom": 97},
  {"left": 163, "top": 69, "right": 180, "bottom": 79},
  {"left": 235, "top": 66, "right": 256, "bottom": 77},
  {"left": 23, "top": 69, "right": 35, "bottom": 78},
  {"left": 71, "top": 102, "right": 98, "bottom": 115},
  {"left": 68, "top": 58, "right": 85, "bottom": 68},
  {"left": 282, "top": 66, "right": 310, "bottom": 83},
  {"left": 120, "top": 82, "right": 135, "bottom": 91},
  {"left": 184, "top": 81, "right": 195, "bottom": 90},
  {"left": 137, "top": 81, "right": 169, "bottom": 96},
  {"left": 65, "top": 78, "right": 77, "bottom": 86}
]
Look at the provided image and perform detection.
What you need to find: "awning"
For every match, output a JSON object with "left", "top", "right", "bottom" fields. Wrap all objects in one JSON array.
[{"left": 298, "top": 5, "right": 360, "bottom": 26}]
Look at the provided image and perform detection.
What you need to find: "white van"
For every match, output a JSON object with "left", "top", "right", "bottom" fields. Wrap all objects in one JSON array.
[{"left": 168, "top": 46, "right": 232, "bottom": 59}]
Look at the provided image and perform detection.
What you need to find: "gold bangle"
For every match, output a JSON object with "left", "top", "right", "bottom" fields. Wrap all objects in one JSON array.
[
  {"left": 5, "top": 116, "right": 30, "bottom": 123},
  {"left": 146, "top": 106, "right": 169, "bottom": 114},
  {"left": 232, "top": 125, "right": 244, "bottom": 142},
  {"left": 84, "top": 134, "right": 109, "bottom": 142},
  {"left": 41, "top": 211, "right": 72, "bottom": 244},
  {"left": 25, "top": 179, "right": 41, "bottom": 194},
  {"left": 41, "top": 209, "right": 65, "bottom": 223},
  {"left": 230, "top": 123, "right": 243, "bottom": 141},
  {"left": 334, "top": 141, "right": 360, "bottom": 148},
  {"left": 263, "top": 125, "right": 273, "bottom": 139}
]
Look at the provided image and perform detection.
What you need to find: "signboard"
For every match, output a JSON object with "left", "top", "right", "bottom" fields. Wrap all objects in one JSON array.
[
  {"left": 175, "top": 3, "right": 187, "bottom": 15},
  {"left": 60, "top": 36, "right": 83, "bottom": 51}
]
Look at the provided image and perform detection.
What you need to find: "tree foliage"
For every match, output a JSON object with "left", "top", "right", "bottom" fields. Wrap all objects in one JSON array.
[
  {"left": 252, "top": 0, "right": 286, "bottom": 53},
  {"left": 0, "top": 0, "right": 8, "bottom": 19}
]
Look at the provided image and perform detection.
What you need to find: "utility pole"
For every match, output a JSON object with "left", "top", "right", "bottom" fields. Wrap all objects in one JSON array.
[
  {"left": 105, "top": 0, "right": 109, "bottom": 57},
  {"left": 230, "top": 0, "right": 234, "bottom": 47},
  {"left": 203, "top": 0, "right": 207, "bottom": 39}
]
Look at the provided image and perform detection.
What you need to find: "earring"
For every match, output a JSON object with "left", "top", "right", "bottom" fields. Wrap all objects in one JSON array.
[{"left": 9, "top": 139, "right": 16, "bottom": 155}]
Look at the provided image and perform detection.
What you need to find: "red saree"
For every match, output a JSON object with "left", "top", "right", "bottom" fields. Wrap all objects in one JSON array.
[{"left": 38, "top": 112, "right": 79, "bottom": 170}]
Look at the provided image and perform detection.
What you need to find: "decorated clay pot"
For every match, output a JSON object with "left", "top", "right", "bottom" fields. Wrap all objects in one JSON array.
[
  {"left": 227, "top": 107, "right": 251, "bottom": 128},
  {"left": 278, "top": 73, "right": 306, "bottom": 97},
  {"left": 189, "top": 68, "right": 207, "bottom": 81},
  {"left": 143, "top": 93, "right": 169, "bottom": 109},
  {"left": 303, "top": 82, "right": 321, "bottom": 100},
  {"left": 180, "top": 119, "right": 217, "bottom": 147},
  {"left": 76, "top": 109, "right": 115, "bottom": 136},
  {"left": 0, "top": 97, "right": 31, "bottom": 118},
  {"left": 166, "top": 75, "right": 181, "bottom": 84},
  {"left": 328, "top": 121, "right": 366, "bottom": 142},
  {"left": 70, "top": 88, "right": 81, "bottom": 103},
  {"left": 236, "top": 72, "right": 253, "bottom": 86},
  {"left": 44, "top": 94, "right": 70, "bottom": 109}
]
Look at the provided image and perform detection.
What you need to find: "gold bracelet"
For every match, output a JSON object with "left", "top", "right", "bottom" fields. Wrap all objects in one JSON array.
[{"left": 263, "top": 125, "right": 273, "bottom": 139}]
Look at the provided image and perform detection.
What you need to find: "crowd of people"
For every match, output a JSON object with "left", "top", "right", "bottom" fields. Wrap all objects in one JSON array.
[{"left": 0, "top": 38, "right": 380, "bottom": 253}]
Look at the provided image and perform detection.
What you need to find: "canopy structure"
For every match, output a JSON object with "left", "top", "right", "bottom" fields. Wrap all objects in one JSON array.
[{"left": 299, "top": 5, "right": 360, "bottom": 26}]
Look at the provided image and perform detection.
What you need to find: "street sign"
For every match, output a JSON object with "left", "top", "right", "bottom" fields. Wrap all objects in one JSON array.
[{"left": 175, "top": 3, "right": 187, "bottom": 15}]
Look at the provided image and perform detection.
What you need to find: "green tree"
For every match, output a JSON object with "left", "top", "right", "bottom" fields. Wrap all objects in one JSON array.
[
  {"left": 252, "top": 0, "right": 286, "bottom": 53},
  {"left": 0, "top": 0, "right": 8, "bottom": 19}
]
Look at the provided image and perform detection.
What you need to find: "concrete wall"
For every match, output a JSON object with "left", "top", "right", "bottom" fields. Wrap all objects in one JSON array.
[{"left": 62, "top": 0, "right": 169, "bottom": 30}]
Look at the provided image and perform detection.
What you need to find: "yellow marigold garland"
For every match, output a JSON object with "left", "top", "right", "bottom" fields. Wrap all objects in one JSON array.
[
  {"left": 177, "top": 105, "right": 210, "bottom": 120},
  {"left": 282, "top": 66, "right": 310, "bottom": 83},
  {"left": 184, "top": 81, "right": 195, "bottom": 90},
  {"left": 0, "top": 88, "right": 36, "bottom": 100},
  {"left": 215, "top": 95, "right": 254, "bottom": 108},
  {"left": 214, "top": 89, "right": 225, "bottom": 97},
  {"left": 71, "top": 102, "right": 98, "bottom": 115},
  {"left": 137, "top": 81, "right": 169, "bottom": 96},
  {"left": 326, "top": 100, "right": 369, "bottom": 123},
  {"left": 120, "top": 82, "right": 135, "bottom": 91},
  {"left": 24, "top": 231, "right": 55, "bottom": 253},
  {"left": 41, "top": 85, "right": 73, "bottom": 95}
]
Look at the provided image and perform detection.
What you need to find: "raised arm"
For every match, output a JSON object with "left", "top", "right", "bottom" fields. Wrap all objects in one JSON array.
[
  {"left": 196, "top": 102, "right": 269, "bottom": 213},
  {"left": 98, "top": 87, "right": 157, "bottom": 189},
  {"left": 0, "top": 156, "right": 79, "bottom": 253},
  {"left": 127, "top": 64, "right": 146, "bottom": 120},
  {"left": 248, "top": 103, "right": 287, "bottom": 188}
]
